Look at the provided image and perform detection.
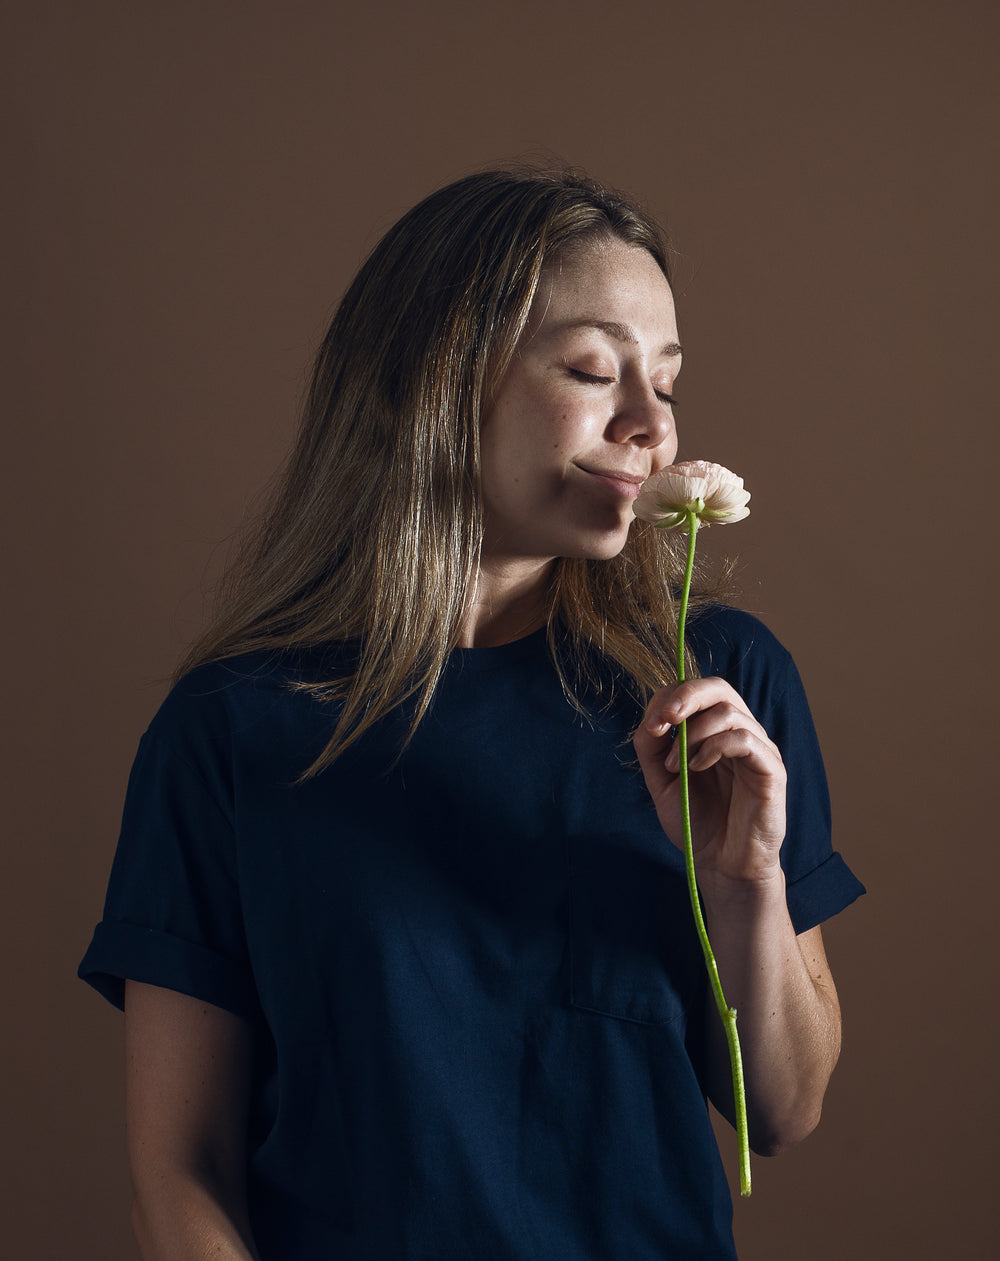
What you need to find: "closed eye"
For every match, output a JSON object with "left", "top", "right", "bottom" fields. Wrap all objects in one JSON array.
[{"left": 568, "top": 368, "right": 678, "bottom": 407}]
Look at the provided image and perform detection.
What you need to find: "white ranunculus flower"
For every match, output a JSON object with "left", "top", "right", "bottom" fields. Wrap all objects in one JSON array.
[
  {"left": 633, "top": 458, "right": 753, "bottom": 1195},
  {"left": 632, "top": 460, "right": 751, "bottom": 528}
]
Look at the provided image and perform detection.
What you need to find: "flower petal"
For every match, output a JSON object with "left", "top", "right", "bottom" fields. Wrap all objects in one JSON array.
[{"left": 634, "top": 461, "right": 750, "bottom": 527}]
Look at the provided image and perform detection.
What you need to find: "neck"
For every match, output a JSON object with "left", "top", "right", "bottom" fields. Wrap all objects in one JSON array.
[{"left": 458, "top": 556, "right": 554, "bottom": 648}]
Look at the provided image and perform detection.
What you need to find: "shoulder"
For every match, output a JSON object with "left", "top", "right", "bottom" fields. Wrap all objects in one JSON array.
[
  {"left": 686, "top": 603, "right": 793, "bottom": 680},
  {"left": 144, "top": 643, "right": 352, "bottom": 770},
  {"left": 159, "top": 644, "right": 351, "bottom": 719},
  {"left": 683, "top": 604, "right": 815, "bottom": 740},
  {"left": 148, "top": 652, "right": 287, "bottom": 742}
]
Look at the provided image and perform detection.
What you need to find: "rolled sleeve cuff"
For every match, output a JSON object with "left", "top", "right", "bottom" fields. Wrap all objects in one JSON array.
[
  {"left": 78, "top": 919, "right": 257, "bottom": 1019},
  {"left": 785, "top": 851, "right": 866, "bottom": 934}
]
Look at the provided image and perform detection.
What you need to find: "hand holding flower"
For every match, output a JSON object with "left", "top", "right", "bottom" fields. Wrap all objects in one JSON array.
[{"left": 634, "top": 676, "right": 787, "bottom": 888}]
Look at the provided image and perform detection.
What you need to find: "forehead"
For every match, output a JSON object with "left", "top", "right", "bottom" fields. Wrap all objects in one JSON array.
[{"left": 528, "top": 239, "right": 677, "bottom": 339}]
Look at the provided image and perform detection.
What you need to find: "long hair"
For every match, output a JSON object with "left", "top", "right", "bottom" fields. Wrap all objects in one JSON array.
[{"left": 178, "top": 167, "right": 719, "bottom": 776}]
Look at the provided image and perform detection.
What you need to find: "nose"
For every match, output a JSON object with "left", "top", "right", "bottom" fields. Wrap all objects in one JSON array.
[{"left": 607, "top": 380, "right": 675, "bottom": 451}]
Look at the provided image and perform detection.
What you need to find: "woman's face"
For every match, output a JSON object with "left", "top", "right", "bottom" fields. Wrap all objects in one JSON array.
[{"left": 480, "top": 238, "right": 681, "bottom": 568}]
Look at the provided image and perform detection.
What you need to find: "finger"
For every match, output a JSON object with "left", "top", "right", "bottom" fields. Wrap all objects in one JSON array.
[
  {"left": 663, "top": 702, "right": 775, "bottom": 771},
  {"left": 643, "top": 677, "right": 755, "bottom": 735},
  {"left": 633, "top": 722, "right": 686, "bottom": 804},
  {"left": 683, "top": 728, "right": 786, "bottom": 783},
  {"left": 633, "top": 718, "right": 679, "bottom": 779}
]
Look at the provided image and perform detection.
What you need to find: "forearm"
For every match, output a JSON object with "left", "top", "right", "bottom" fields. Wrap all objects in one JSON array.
[
  {"left": 126, "top": 983, "right": 261, "bottom": 1260},
  {"left": 699, "top": 869, "right": 841, "bottom": 1156},
  {"left": 131, "top": 1170, "right": 262, "bottom": 1261}
]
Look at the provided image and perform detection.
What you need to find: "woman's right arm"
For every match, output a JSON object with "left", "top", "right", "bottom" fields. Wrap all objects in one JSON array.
[{"left": 124, "top": 980, "right": 262, "bottom": 1261}]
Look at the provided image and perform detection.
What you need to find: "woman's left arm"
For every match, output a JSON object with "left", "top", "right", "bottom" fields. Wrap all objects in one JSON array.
[{"left": 633, "top": 677, "right": 842, "bottom": 1156}]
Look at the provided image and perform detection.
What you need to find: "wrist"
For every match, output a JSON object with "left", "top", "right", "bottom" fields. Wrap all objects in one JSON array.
[{"left": 696, "top": 864, "right": 787, "bottom": 920}]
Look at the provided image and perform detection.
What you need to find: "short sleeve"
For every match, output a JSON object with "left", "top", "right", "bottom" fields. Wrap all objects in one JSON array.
[
  {"left": 79, "top": 686, "right": 257, "bottom": 1018},
  {"left": 690, "top": 606, "right": 865, "bottom": 933}
]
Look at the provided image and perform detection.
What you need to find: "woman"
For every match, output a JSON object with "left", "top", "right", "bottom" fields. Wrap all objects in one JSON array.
[{"left": 81, "top": 168, "right": 864, "bottom": 1259}]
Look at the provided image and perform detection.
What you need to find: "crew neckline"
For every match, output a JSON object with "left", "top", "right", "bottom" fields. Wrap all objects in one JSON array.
[{"left": 448, "top": 626, "right": 548, "bottom": 671}]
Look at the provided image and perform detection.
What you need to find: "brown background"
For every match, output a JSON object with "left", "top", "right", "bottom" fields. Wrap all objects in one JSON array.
[{"left": 4, "top": 0, "right": 997, "bottom": 1255}]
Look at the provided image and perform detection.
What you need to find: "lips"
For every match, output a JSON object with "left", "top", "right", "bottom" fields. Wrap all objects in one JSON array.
[{"left": 576, "top": 465, "right": 648, "bottom": 498}]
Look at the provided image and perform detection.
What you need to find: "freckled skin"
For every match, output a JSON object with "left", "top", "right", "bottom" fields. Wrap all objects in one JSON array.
[{"left": 480, "top": 241, "right": 681, "bottom": 568}]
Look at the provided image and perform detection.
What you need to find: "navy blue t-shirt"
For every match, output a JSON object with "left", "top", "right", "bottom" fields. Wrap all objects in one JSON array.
[{"left": 80, "top": 606, "right": 864, "bottom": 1259}]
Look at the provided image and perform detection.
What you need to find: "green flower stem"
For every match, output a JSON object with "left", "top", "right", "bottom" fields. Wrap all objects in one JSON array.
[{"left": 675, "top": 508, "right": 751, "bottom": 1199}]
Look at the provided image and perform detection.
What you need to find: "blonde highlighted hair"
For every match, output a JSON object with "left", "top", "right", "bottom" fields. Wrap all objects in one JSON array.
[{"left": 178, "top": 167, "right": 720, "bottom": 776}]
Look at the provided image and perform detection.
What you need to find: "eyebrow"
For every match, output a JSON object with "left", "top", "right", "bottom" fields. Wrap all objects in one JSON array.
[{"left": 550, "top": 318, "right": 683, "bottom": 358}]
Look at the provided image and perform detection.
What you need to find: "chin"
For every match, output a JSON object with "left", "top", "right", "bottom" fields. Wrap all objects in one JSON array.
[{"left": 562, "top": 530, "right": 631, "bottom": 562}]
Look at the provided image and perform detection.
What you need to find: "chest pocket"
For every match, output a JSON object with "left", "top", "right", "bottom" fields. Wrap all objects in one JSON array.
[{"left": 568, "top": 830, "right": 705, "bottom": 1029}]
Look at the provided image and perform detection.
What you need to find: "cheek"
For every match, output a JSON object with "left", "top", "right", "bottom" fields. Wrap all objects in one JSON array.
[
  {"left": 479, "top": 429, "right": 534, "bottom": 511},
  {"left": 551, "top": 411, "right": 575, "bottom": 451},
  {"left": 665, "top": 428, "right": 679, "bottom": 463},
  {"left": 479, "top": 377, "right": 583, "bottom": 501}
]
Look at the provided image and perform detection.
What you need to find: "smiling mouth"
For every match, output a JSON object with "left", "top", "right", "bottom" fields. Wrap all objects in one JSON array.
[{"left": 576, "top": 465, "right": 647, "bottom": 499}]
